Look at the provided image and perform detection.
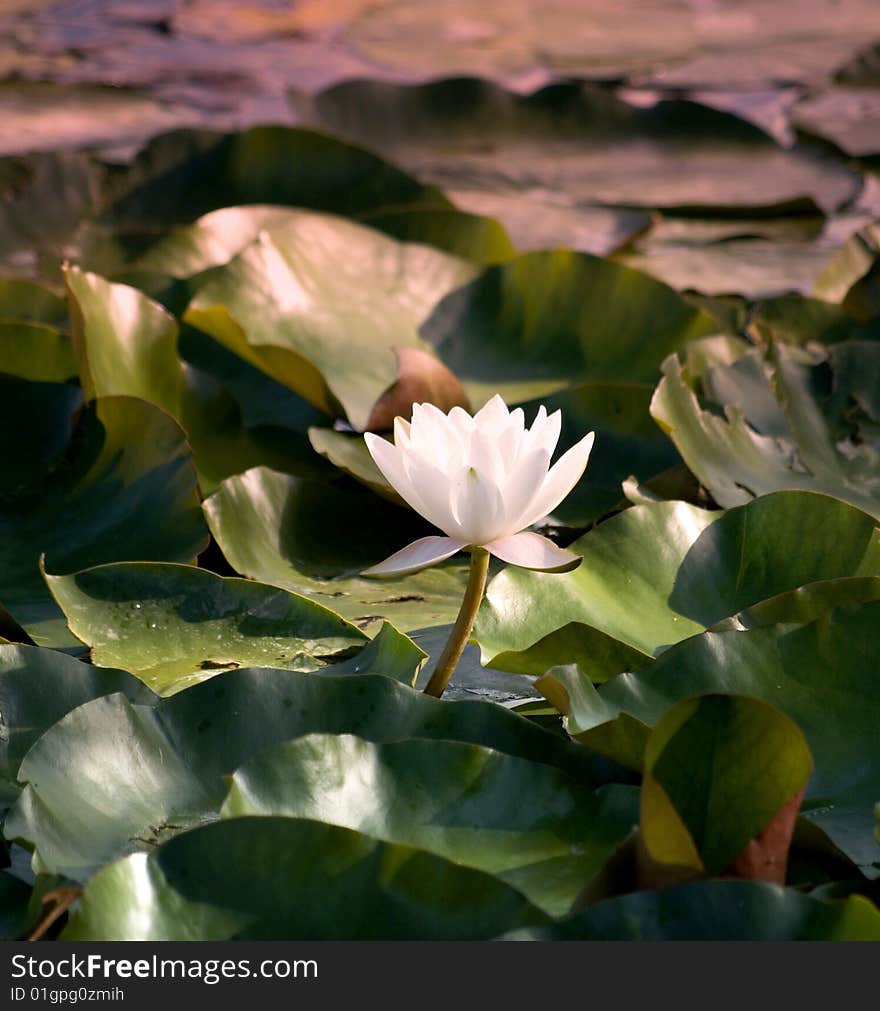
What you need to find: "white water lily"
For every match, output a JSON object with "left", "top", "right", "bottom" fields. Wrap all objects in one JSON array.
[{"left": 363, "top": 394, "right": 594, "bottom": 576}]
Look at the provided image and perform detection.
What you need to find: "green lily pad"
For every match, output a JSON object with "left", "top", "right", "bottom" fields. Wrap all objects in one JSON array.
[
  {"left": 0, "top": 395, "right": 208, "bottom": 647},
  {"left": 204, "top": 466, "right": 470, "bottom": 633},
  {"left": 551, "top": 600, "right": 880, "bottom": 874},
  {"left": 294, "top": 80, "right": 859, "bottom": 216},
  {"left": 5, "top": 664, "right": 607, "bottom": 880},
  {"left": 44, "top": 561, "right": 371, "bottom": 695},
  {"left": 183, "top": 214, "right": 477, "bottom": 429},
  {"left": 223, "top": 733, "right": 638, "bottom": 916},
  {"left": 651, "top": 341, "right": 880, "bottom": 520},
  {"left": 475, "top": 491, "right": 880, "bottom": 678},
  {"left": 641, "top": 694, "right": 812, "bottom": 876},
  {"left": 104, "top": 125, "right": 450, "bottom": 230},
  {"left": 65, "top": 263, "right": 332, "bottom": 493},
  {"left": 503, "top": 880, "right": 880, "bottom": 940},
  {"left": 358, "top": 205, "right": 517, "bottom": 264},
  {"left": 749, "top": 293, "right": 880, "bottom": 346},
  {"left": 0, "top": 279, "right": 67, "bottom": 326},
  {"left": 0, "top": 323, "right": 76, "bottom": 383},
  {"left": 61, "top": 817, "right": 546, "bottom": 940},
  {"left": 422, "top": 250, "right": 717, "bottom": 406},
  {"left": 0, "top": 643, "right": 153, "bottom": 810}
]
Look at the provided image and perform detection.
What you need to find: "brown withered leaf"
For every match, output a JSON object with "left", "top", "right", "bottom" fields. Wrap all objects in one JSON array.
[{"left": 365, "top": 346, "right": 470, "bottom": 432}]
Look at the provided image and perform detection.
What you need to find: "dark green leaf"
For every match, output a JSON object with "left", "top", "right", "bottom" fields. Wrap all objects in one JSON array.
[
  {"left": 223, "top": 734, "right": 639, "bottom": 915},
  {"left": 62, "top": 818, "right": 546, "bottom": 940}
]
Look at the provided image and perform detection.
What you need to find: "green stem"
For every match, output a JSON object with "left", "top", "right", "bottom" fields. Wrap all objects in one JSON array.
[{"left": 423, "top": 546, "right": 490, "bottom": 699}]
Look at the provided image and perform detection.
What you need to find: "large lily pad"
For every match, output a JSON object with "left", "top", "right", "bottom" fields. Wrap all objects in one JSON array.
[
  {"left": 421, "top": 250, "right": 717, "bottom": 407},
  {"left": 640, "top": 694, "right": 812, "bottom": 877},
  {"left": 44, "top": 561, "right": 370, "bottom": 695},
  {"left": 204, "top": 466, "right": 470, "bottom": 633},
  {"left": 61, "top": 817, "right": 546, "bottom": 940},
  {"left": 475, "top": 491, "right": 880, "bottom": 678},
  {"left": 65, "top": 263, "right": 332, "bottom": 493},
  {"left": 293, "top": 80, "right": 859, "bottom": 216},
  {"left": 0, "top": 395, "right": 207, "bottom": 647},
  {"left": 104, "top": 125, "right": 450, "bottom": 230},
  {"left": 504, "top": 880, "right": 880, "bottom": 940},
  {"left": 0, "top": 644, "right": 153, "bottom": 810},
  {"left": 652, "top": 341, "right": 880, "bottom": 520},
  {"left": 183, "top": 213, "right": 477, "bottom": 429},
  {"left": 223, "top": 733, "right": 638, "bottom": 915},
  {"left": 6, "top": 664, "right": 606, "bottom": 880},
  {"left": 550, "top": 600, "right": 880, "bottom": 874}
]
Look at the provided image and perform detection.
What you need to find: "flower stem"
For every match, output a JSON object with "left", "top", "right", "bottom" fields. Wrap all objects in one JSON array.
[{"left": 423, "top": 546, "right": 490, "bottom": 699}]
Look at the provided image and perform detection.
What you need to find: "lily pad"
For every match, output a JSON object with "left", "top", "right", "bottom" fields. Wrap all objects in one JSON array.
[
  {"left": 651, "top": 341, "right": 880, "bottom": 520},
  {"left": 550, "top": 600, "right": 880, "bottom": 874},
  {"left": 6, "top": 664, "right": 608, "bottom": 880},
  {"left": 503, "top": 880, "right": 880, "bottom": 940},
  {"left": 293, "top": 80, "right": 859, "bottom": 215},
  {"left": 104, "top": 125, "right": 450, "bottom": 230},
  {"left": 204, "top": 466, "right": 470, "bottom": 633},
  {"left": 44, "top": 561, "right": 370, "bottom": 695},
  {"left": 183, "top": 214, "right": 477, "bottom": 429},
  {"left": 223, "top": 733, "right": 639, "bottom": 916},
  {"left": 475, "top": 491, "right": 880, "bottom": 678},
  {"left": 640, "top": 694, "right": 812, "bottom": 878},
  {"left": 421, "top": 250, "right": 717, "bottom": 407},
  {"left": 65, "top": 263, "right": 332, "bottom": 492},
  {"left": 0, "top": 643, "right": 153, "bottom": 810},
  {"left": 61, "top": 818, "right": 546, "bottom": 940},
  {"left": 0, "top": 395, "right": 207, "bottom": 647}
]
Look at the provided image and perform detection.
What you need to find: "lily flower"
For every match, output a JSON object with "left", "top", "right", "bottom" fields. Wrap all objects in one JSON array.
[
  {"left": 363, "top": 394, "right": 594, "bottom": 577},
  {"left": 362, "top": 394, "right": 595, "bottom": 698}
]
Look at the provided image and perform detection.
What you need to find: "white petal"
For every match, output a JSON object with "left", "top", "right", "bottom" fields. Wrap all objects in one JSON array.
[
  {"left": 364, "top": 433, "right": 430, "bottom": 516},
  {"left": 499, "top": 446, "right": 552, "bottom": 534},
  {"left": 468, "top": 426, "right": 504, "bottom": 485},
  {"left": 485, "top": 531, "right": 582, "bottom": 572},
  {"left": 473, "top": 394, "right": 511, "bottom": 434},
  {"left": 402, "top": 452, "right": 462, "bottom": 535},
  {"left": 451, "top": 465, "right": 505, "bottom": 544},
  {"left": 361, "top": 536, "right": 466, "bottom": 577},
  {"left": 409, "top": 402, "right": 455, "bottom": 464},
  {"left": 524, "top": 407, "right": 561, "bottom": 458},
  {"left": 518, "top": 431, "right": 595, "bottom": 529},
  {"left": 393, "top": 416, "right": 411, "bottom": 449}
]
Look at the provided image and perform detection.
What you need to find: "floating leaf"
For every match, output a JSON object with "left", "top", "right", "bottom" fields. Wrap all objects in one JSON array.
[
  {"left": 422, "top": 250, "right": 717, "bottom": 407},
  {"left": 294, "top": 80, "right": 859, "bottom": 216},
  {"left": 204, "top": 466, "right": 470, "bottom": 633},
  {"left": 44, "top": 561, "right": 370, "bottom": 695},
  {"left": 105, "top": 126, "right": 450, "bottom": 230},
  {"left": 503, "top": 880, "right": 880, "bottom": 940},
  {"left": 551, "top": 601, "right": 880, "bottom": 875},
  {"left": 651, "top": 342, "right": 880, "bottom": 520},
  {"left": 0, "top": 396, "right": 207, "bottom": 647},
  {"left": 640, "top": 694, "right": 812, "bottom": 880},
  {"left": 184, "top": 214, "right": 476, "bottom": 429},
  {"left": 223, "top": 733, "right": 639, "bottom": 916},
  {"left": 476, "top": 491, "right": 880, "bottom": 678},
  {"left": 62, "top": 818, "right": 546, "bottom": 940},
  {"left": 0, "top": 644, "right": 152, "bottom": 810},
  {"left": 6, "top": 665, "right": 603, "bottom": 880}
]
